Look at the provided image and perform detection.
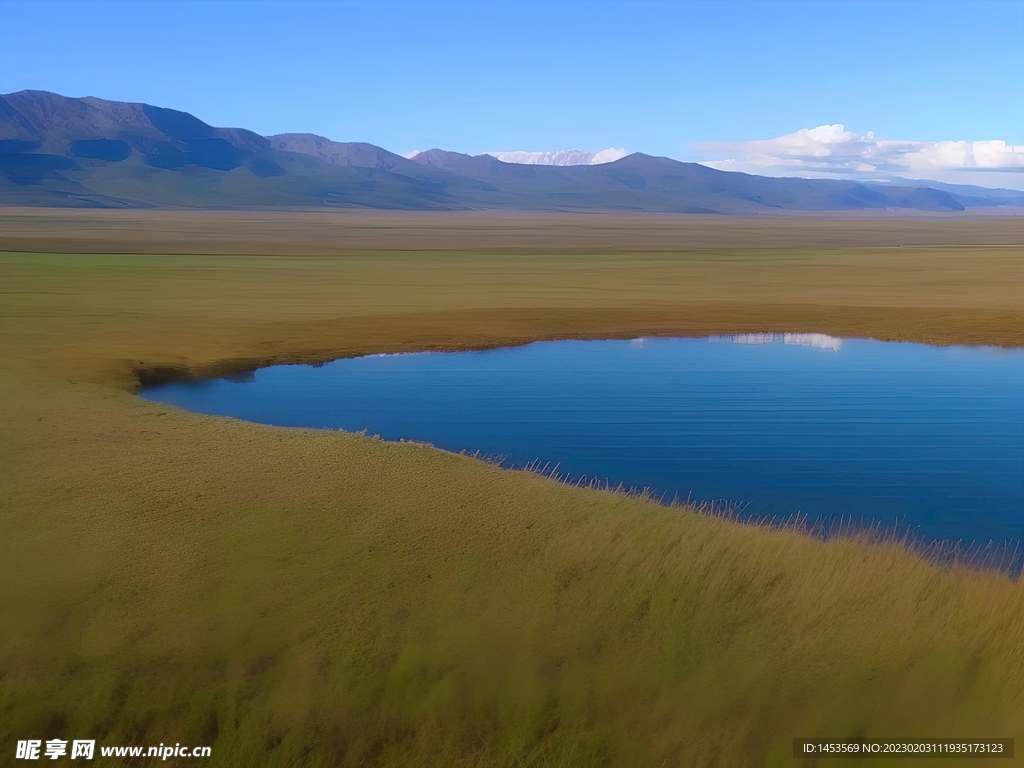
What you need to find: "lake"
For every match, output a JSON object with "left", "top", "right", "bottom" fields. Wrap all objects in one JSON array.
[{"left": 141, "top": 335, "right": 1024, "bottom": 548}]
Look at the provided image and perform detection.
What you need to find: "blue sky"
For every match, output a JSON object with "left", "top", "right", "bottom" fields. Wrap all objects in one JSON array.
[{"left": 2, "top": 0, "right": 1022, "bottom": 187}]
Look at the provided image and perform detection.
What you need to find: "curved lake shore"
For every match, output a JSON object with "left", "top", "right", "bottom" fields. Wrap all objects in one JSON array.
[{"left": 141, "top": 335, "right": 1024, "bottom": 550}]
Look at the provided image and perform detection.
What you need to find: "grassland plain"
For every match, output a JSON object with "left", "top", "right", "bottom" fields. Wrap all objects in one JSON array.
[{"left": 1, "top": 210, "right": 1023, "bottom": 767}]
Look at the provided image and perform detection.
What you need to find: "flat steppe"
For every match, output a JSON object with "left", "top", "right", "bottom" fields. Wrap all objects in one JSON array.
[{"left": 2, "top": 210, "right": 1023, "bottom": 766}]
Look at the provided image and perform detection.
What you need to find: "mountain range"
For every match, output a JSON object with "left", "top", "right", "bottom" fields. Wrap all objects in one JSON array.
[{"left": 3, "top": 90, "right": 1023, "bottom": 213}]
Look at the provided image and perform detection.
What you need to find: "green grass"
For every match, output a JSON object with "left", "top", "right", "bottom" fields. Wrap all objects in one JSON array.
[{"left": 2, "top": 213, "right": 1024, "bottom": 766}]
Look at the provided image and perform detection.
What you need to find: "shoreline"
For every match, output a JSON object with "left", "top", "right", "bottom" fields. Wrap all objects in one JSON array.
[{"left": 132, "top": 330, "right": 1024, "bottom": 390}]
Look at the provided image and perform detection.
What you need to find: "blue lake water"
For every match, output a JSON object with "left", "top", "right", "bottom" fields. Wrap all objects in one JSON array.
[{"left": 141, "top": 335, "right": 1024, "bottom": 546}]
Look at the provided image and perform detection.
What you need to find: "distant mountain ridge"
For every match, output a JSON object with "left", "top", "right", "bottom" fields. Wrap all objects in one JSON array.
[
  {"left": 1, "top": 90, "right": 283, "bottom": 175},
  {"left": 3, "top": 90, "right": 1021, "bottom": 212}
]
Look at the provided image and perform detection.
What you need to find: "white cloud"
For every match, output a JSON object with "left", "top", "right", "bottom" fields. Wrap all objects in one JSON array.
[
  {"left": 695, "top": 126, "right": 1024, "bottom": 189},
  {"left": 482, "top": 148, "right": 628, "bottom": 166},
  {"left": 402, "top": 150, "right": 421, "bottom": 159},
  {"left": 590, "top": 147, "right": 630, "bottom": 164}
]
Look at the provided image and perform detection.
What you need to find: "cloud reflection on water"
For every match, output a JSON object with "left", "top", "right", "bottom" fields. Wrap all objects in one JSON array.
[{"left": 711, "top": 333, "right": 842, "bottom": 352}]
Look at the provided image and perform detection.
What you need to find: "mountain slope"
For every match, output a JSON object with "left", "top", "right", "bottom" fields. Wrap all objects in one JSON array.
[
  {"left": 0, "top": 90, "right": 981, "bottom": 213},
  {"left": 267, "top": 134, "right": 417, "bottom": 170}
]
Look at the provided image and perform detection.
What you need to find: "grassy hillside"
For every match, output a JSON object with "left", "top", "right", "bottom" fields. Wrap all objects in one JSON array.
[{"left": 2, "top": 211, "right": 1023, "bottom": 766}]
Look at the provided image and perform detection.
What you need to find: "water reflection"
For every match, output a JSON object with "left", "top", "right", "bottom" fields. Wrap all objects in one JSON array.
[
  {"left": 713, "top": 333, "right": 843, "bottom": 351},
  {"left": 224, "top": 370, "right": 256, "bottom": 383}
]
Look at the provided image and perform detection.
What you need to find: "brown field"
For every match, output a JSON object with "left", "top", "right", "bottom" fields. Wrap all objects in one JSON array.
[
  {"left": 2, "top": 208, "right": 1023, "bottom": 256},
  {"left": 2, "top": 210, "right": 1023, "bottom": 766}
]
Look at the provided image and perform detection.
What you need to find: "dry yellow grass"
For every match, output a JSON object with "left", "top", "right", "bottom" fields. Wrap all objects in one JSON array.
[
  {"left": 2, "top": 208, "right": 1023, "bottom": 256},
  {"left": 2, "top": 210, "right": 1023, "bottom": 766}
]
